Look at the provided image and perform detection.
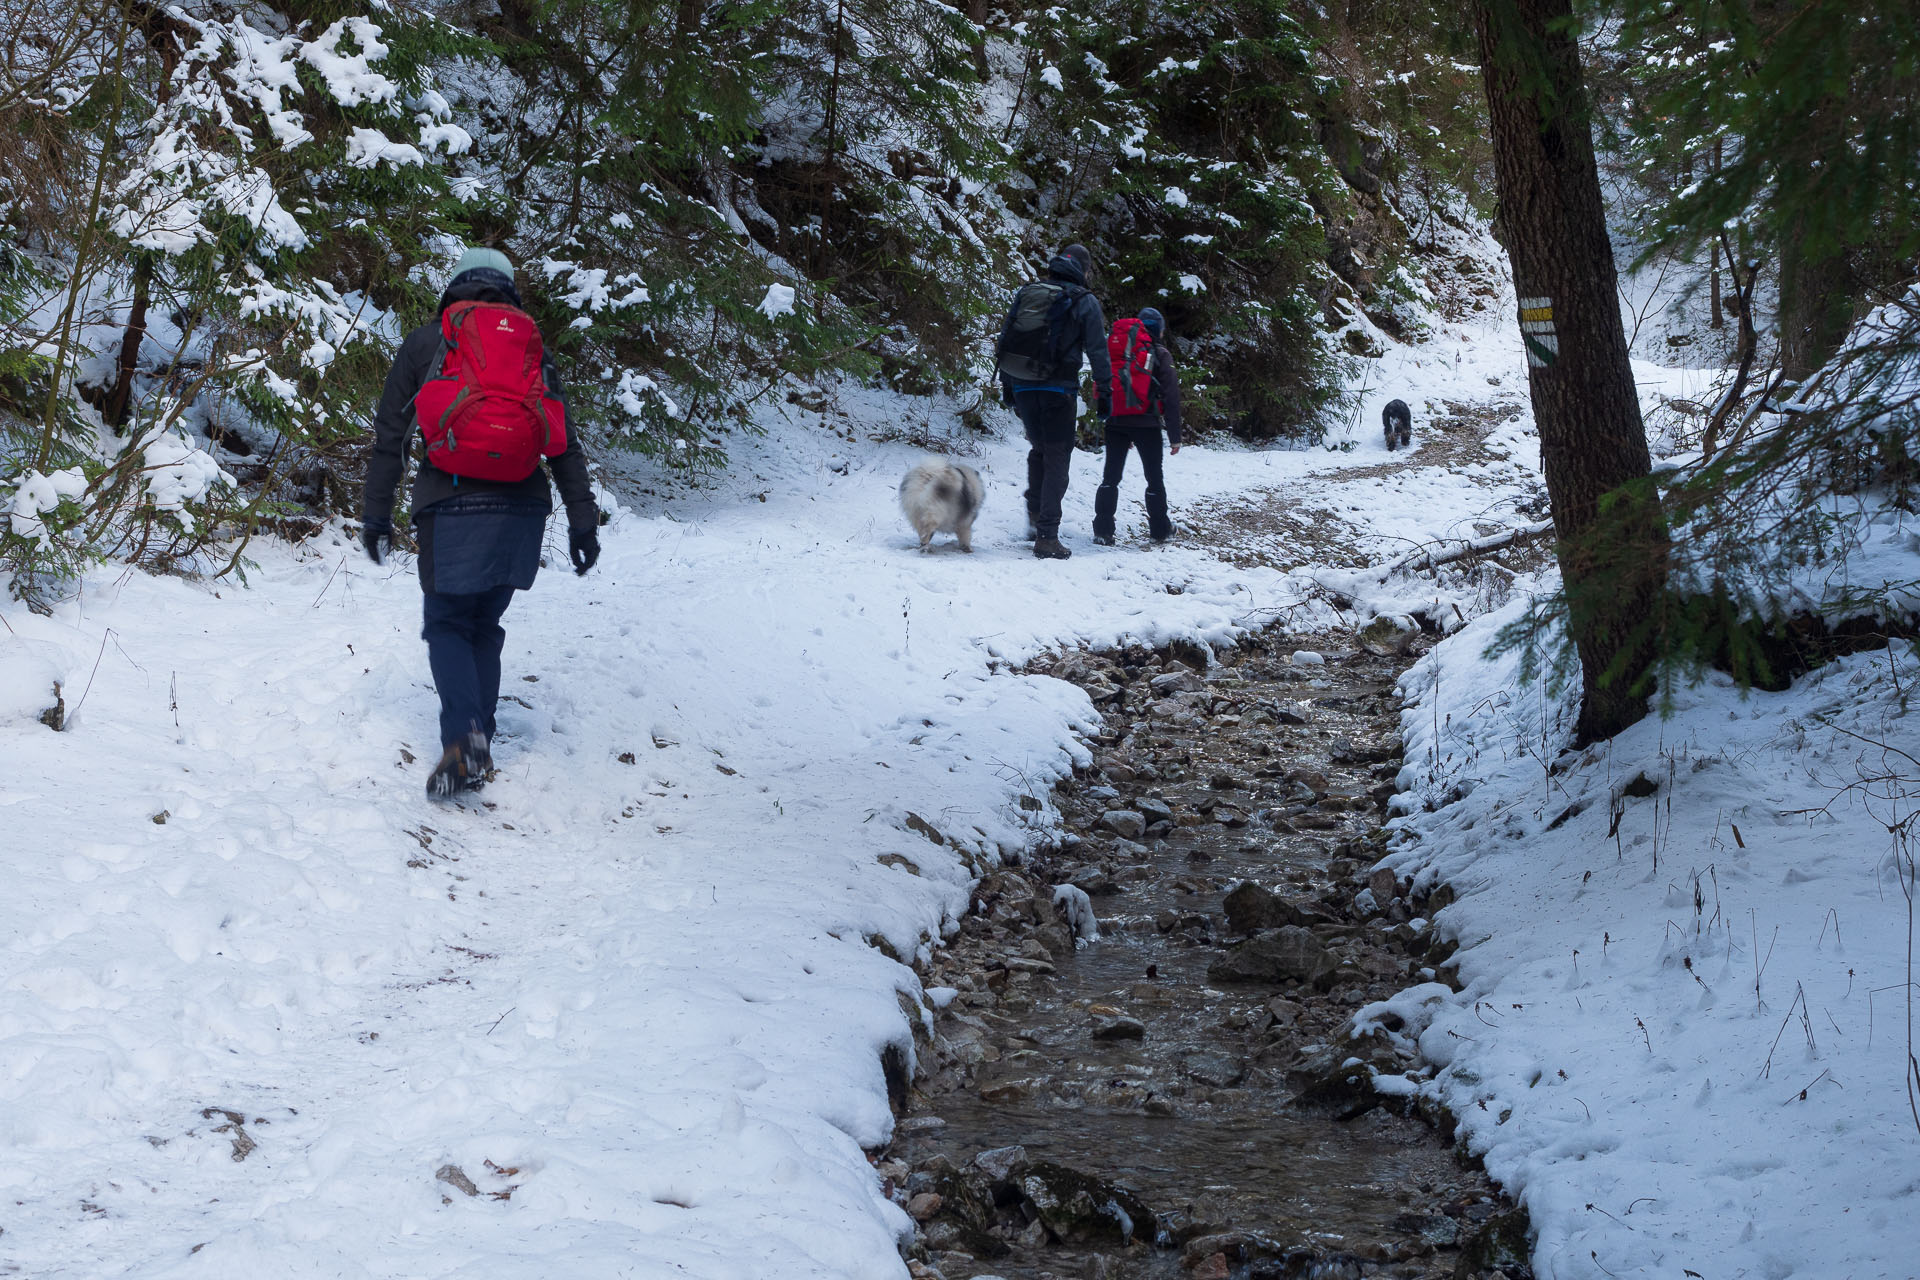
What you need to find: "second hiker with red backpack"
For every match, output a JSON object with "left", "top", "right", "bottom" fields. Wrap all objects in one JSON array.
[
  {"left": 1094, "top": 307, "right": 1184, "bottom": 546},
  {"left": 360, "top": 247, "right": 601, "bottom": 799}
]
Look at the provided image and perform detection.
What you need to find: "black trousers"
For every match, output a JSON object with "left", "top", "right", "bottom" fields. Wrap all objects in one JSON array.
[
  {"left": 1093, "top": 420, "right": 1171, "bottom": 541},
  {"left": 422, "top": 585, "right": 515, "bottom": 748},
  {"left": 1013, "top": 391, "right": 1078, "bottom": 538}
]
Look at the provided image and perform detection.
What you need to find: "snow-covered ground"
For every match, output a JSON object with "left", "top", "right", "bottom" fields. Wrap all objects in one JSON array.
[
  {"left": 5, "top": 299, "right": 1912, "bottom": 1279},
  {"left": 1378, "top": 575, "right": 1920, "bottom": 1274},
  {"left": 0, "top": 370, "right": 1507, "bottom": 1278}
]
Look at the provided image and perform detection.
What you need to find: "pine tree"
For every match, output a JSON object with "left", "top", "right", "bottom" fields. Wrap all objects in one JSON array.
[
  {"left": 1473, "top": 0, "right": 1664, "bottom": 741},
  {"left": 1616, "top": 0, "right": 1920, "bottom": 380}
]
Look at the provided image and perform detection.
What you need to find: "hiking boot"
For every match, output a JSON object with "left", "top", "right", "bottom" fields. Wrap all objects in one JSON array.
[
  {"left": 1033, "top": 536, "right": 1072, "bottom": 560},
  {"left": 426, "top": 727, "right": 493, "bottom": 799},
  {"left": 1093, "top": 533, "right": 1115, "bottom": 547}
]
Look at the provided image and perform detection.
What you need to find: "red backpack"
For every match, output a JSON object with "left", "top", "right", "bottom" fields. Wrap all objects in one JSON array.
[
  {"left": 1107, "top": 318, "right": 1155, "bottom": 415},
  {"left": 415, "top": 301, "right": 568, "bottom": 482}
]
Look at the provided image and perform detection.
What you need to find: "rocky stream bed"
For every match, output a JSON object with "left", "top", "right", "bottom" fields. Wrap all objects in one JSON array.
[{"left": 879, "top": 628, "right": 1532, "bottom": 1280}]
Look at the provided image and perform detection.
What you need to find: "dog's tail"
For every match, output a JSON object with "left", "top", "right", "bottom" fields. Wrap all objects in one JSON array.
[{"left": 932, "top": 477, "right": 956, "bottom": 503}]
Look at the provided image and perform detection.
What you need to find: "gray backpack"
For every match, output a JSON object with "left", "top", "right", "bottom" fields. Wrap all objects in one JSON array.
[{"left": 997, "top": 282, "right": 1087, "bottom": 383}]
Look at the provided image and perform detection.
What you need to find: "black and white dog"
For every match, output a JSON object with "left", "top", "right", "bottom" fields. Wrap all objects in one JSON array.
[
  {"left": 899, "top": 458, "right": 985, "bottom": 553},
  {"left": 1382, "top": 398, "right": 1413, "bottom": 451}
]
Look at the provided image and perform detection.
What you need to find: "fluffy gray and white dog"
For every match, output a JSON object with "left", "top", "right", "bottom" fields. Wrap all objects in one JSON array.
[
  {"left": 1382, "top": 398, "right": 1413, "bottom": 451},
  {"left": 899, "top": 457, "right": 984, "bottom": 553}
]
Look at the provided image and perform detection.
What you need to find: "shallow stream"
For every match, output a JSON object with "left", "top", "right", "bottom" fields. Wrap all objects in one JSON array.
[{"left": 882, "top": 630, "right": 1528, "bottom": 1280}]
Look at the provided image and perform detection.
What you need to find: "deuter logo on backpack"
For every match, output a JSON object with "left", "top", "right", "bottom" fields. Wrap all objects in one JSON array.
[
  {"left": 415, "top": 301, "right": 568, "bottom": 482},
  {"left": 1107, "top": 317, "right": 1154, "bottom": 414},
  {"left": 997, "top": 281, "right": 1086, "bottom": 383}
]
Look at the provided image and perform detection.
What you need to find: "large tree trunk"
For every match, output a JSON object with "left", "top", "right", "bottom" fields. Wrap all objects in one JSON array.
[
  {"left": 964, "top": 0, "right": 990, "bottom": 80},
  {"left": 102, "top": 253, "right": 152, "bottom": 429},
  {"left": 1473, "top": 0, "right": 1664, "bottom": 742},
  {"left": 1776, "top": 222, "right": 1856, "bottom": 382}
]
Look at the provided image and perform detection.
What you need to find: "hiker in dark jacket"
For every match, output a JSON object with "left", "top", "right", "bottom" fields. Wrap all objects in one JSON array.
[
  {"left": 1094, "top": 307, "right": 1184, "bottom": 545},
  {"left": 359, "top": 246, "right": 601, "bottom": 798},
  {"left": 995, "top": 244, "right": 1111, "bottom": 561}
]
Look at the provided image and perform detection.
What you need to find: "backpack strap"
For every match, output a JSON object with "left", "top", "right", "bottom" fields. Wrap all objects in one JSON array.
[{"left": 402, "top": 335, "right": 449, "bottom": 416}]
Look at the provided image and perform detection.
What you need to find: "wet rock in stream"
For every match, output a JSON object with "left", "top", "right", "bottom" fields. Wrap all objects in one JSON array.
[{"left": 887, "top": 630, "right": 1530, "bottom": 1280}]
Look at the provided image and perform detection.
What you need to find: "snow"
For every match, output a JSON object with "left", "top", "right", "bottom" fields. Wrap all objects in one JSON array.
[
  {"left": 299, "top": 18, "right": 402, "bottom": 109},
  {"left": 1384, "top": 593, "right": 1920, "bottom": 1279},
  {"left": 0, "top": 388, "right": 1414, "bottom": 1278},
  {"left": 758, "top": 283, "right": 798, "bottom": 320},
  {"left": 5, "top": 258, "right": 1913, "bottom": 1278},
  {"left": 1366, "top": 283, "right": 1920, "bottom": 1274},
  {"left": 344, "top": 126, "right": 426, "bottom": 170},
  {"left": 6, "top": 468, "right": 85, "bottom": 541},
  {"left": 1052, "top": 884, "right": 1101, "bottom": 943}
]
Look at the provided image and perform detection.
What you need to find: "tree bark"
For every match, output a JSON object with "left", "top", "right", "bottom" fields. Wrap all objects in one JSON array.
[
  {"left": 1473, "top": 0, "right": 1664, "bottom": 742},
  {"left": 964, "top": 0, "right": 990, "bottom": 80},
  {"left": 1708, "top": 140, "right": 1723, "bottom": 330},
  {"left": 1776, "top": 218, "right": 1856, "bottom": 382},
  {"left": 102, "top": 252, "right": 151, "bottom": 429}
]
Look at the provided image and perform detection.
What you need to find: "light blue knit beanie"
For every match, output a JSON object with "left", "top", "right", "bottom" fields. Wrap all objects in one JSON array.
[{"left": 450, "top": 246, "right": 514, "bottom": 284}]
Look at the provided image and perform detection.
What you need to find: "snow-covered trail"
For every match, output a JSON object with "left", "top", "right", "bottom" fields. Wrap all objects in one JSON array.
[
  {"left": 0, "top": 403, "right": 1490, "bottom": 1277},
  {"left": 0, "top": 319, "right": 1566, "bottom": 1278}
]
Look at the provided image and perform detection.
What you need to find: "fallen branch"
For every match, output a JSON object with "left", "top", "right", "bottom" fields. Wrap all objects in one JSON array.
[
  {"left": 1320, "top": 520, "right": 1555, "bottom": 592},
  {"left": 1380, "top": 519, "right": 1555, "bottom": 578}
]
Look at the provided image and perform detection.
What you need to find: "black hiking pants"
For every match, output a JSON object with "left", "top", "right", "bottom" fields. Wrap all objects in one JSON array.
[
  {"left": 1014, "top": 390, "right": 1078, "bottom": 539},
  {"left": 1093, "top": 420, "right": 1171, "bottom": 541},
  {"left": 422, "top": 585, "right": 514, "bottom": 748}
]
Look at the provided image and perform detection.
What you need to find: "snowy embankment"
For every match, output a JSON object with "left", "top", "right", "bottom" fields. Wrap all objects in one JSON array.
[
  {"left": 1380, "top": 590, "right": 1920, "bottom": 1278},
  {"left": 0, "top": 382, "right": 1506, "bottom": 1279}
]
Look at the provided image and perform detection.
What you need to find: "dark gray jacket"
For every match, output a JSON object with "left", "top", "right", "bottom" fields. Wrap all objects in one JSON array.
[
  {"left": 997, "top": 253, "right": 1112, "bottom": 398},
  {"left": 1112, "top": 341, "right": 1185, "bottom": 445},
  {"left": 361, "top": 273, "right": 597, "bottom": 535}
]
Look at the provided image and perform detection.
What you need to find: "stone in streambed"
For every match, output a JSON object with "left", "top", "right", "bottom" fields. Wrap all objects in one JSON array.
[
  {"left": 1223, "top": 883, "right": 1342, "bottom": 935},
  {"left": 1206, "top": 926, "right": 1338, "bottom": 989},
  {"left": 1099, "top": 809, "right": 1147, "bottom": 838},
  {"left": 1065, "top": 864, "right": 1114, "bottom": 896},
  {"left": 1150, "top": 669, "right": 1204, "bottom": 694},
  {"left": 1014, "top": 1161, "right": 1156, "bottom": 1246},
  {"left": 1222, "top": 881, "right": 1281, "bottom": 934},
  {"left": 927, "top": 1166, "right": 1008, "bottom": 1257},
  {"left": 1180, "top": 1051, "right": 1247, "bottom": 1088},
  {"left": 1135, "top": 795, "right": 1175, "bottom": 825},
  {"left": 1091, "top": 1015, "right": 1147, "bottom": 1041},
  {"left": 971, "top": 1144, "right": 1028, "bottom": 1181}
]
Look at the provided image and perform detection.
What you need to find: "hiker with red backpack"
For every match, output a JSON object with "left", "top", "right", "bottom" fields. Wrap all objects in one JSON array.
[
  {"left": 1093, "top": 307, "right": 1183, "bottom": 546},
  {"left": 995, "top": 244, "right": 1112, "bottom": 561},
  {"left": 359, "top": 247, "right": 601, "bottom": 799}
]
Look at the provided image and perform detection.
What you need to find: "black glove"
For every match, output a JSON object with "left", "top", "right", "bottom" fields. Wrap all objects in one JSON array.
[
  {"left": 361, "top": 518, "right": 391, "bottom": 565},
  {"left": 1096, "top": 393, "right": 1113, "bottom": 422},
  {"left": 999, "top": 379, "right": 1013, "bottom": 408},
  {"left": 569, "top": 526, "right": 600, "bottom": 576}
]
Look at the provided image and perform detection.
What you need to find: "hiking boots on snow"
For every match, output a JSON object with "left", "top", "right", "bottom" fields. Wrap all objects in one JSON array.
[
  {"left": 427, "top": 727, "right": 493, "bottom": 799},
  {"left": 1033, "top": 536, "right": 1072, "bottom": 560}
]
